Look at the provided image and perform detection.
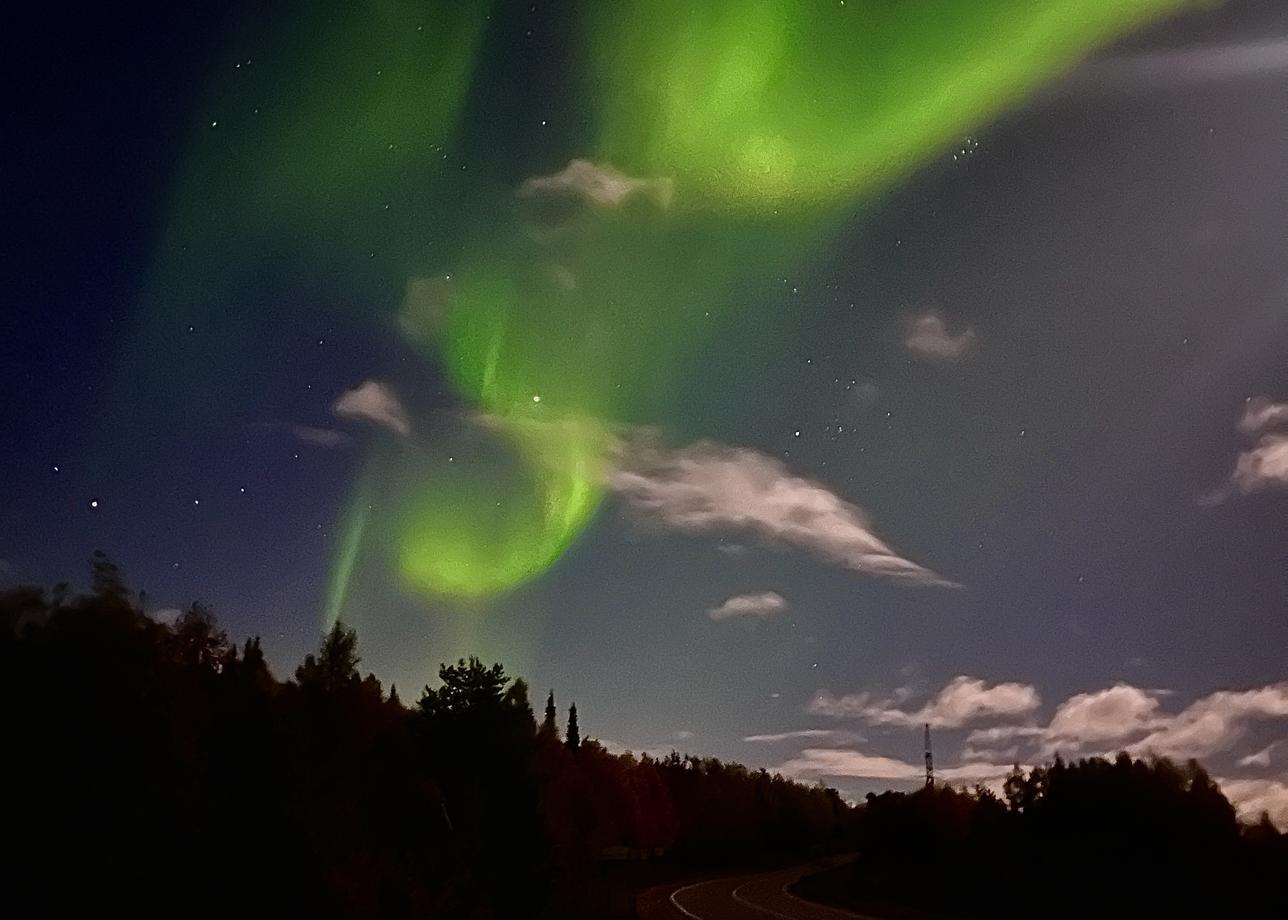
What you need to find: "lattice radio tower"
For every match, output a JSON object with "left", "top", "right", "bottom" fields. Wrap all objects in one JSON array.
[{"left": 924, "top": 723, "right": 934, "bottom": 788}]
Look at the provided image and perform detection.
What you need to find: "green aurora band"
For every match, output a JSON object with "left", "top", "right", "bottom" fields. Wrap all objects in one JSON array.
[
  {"left": 391, "top": 0, "right": 1187, "bottom": 603},
  {"left": 586, "top": 0, "right": 1190, "bottom": 212},
  {"left": 129, "top": 0, "right": 1189, "bottom": 612}
]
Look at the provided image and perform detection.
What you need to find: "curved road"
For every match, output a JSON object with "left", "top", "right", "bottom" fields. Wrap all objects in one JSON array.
[{"left": 639, "top": 860, "right": 878, "bottom": 920}]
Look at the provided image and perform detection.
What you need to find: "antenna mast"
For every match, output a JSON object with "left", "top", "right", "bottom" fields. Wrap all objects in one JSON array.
[{"left": 924, "top": 723, "right": 934, "bottom": 788}]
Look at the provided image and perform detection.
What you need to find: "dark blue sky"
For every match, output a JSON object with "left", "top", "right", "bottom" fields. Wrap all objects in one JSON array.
[{"left": 4, "top": 0, "right": 1288, "bottom": 821}]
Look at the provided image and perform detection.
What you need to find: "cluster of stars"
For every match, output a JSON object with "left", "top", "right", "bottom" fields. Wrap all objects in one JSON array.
[{"left": 951, "top": 135, "right": 981, "bottom": 162}]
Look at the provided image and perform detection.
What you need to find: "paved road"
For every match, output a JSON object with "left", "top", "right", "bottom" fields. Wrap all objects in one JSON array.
[{"left": 638, "top": 859, "right": 878, "bottom": 920}]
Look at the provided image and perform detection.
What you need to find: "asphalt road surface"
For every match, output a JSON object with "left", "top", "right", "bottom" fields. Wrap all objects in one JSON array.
[{"left": 638, "top": 859, "right": 878, "bottom": 920}]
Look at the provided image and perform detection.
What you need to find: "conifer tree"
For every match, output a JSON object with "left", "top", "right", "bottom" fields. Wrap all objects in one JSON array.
[
  {"left": 543, "top": 689, "right": 558, "bottom": 735},
  {"left": 566, "top": 702, "right": 580, "bottom": 751}
]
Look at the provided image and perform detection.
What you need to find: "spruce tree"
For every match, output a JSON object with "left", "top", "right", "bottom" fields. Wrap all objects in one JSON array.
[
  {"left": 543, "top": 690, "right": 558, "bottom": 735},
  {"left": 566, "top": 702, "right": 580, "bottom": 751}
]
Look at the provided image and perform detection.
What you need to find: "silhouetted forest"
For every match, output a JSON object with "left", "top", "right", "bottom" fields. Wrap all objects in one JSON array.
[
  {"left": 0, "top": 556, "right": 852, "bottom": 918},
  {"left": 7, "top": 558, "right": 1286, "bottom": 919},
  {"left": 796, "top": 755, "right": 1288, "bottom": 919}
]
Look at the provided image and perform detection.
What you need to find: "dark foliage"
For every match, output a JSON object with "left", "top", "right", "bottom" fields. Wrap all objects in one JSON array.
[
  {"left": 0, "top": 562, "right": 852, "bottom": 918},
  {"left": 797, "top": 756, "right": 1288, "bottom": 919}
]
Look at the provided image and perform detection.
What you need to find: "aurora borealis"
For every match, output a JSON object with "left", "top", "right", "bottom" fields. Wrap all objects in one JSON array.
[
  {"left": 128, "top": 0, "right": 1193, "bottom": 605},
  {"left": 8, "top": 0, "right": 1288, "bottom": 823}
]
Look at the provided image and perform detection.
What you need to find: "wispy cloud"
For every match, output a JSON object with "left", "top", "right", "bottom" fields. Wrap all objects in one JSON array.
[
  {"left": 743, "top": 729, "right": 865, "bottom": 744},
  {"left": 810, "top": 676, "right": 1040, "bottom": 729},
  {"left": 1238, "top": 743, "right": 1277, "bottom": 769},
  {"left": 1238, "top": 397, "right": 1288, "bottom": 436},
  {"left": 1204, "top": 397, "right": 1288, "bottom": 503},
  {"left": 1218, "top": 777, "right": 1288, "bottom": 830},
  {"left": 292, "top": 425, "right": 349, "bottom": 448},
  {"left": 775, "top": 747, "right": 1012, "bottom": 784},
  {"left": 1080, "top": 38, "right": 1288, "bottom": 93},
  {"left": 904, "top": 312, "right": 976, "bottom": 361},
  {"left": 518, "top": 159, "right": 673, "bottom": 209},
  {"left": 964, "top": 725, "right": 1046, "bottom": 745},
  {"left": 960, "top": 744, "right": 1021, "bottom": 762},
  {"left": 333, "top": 380, "right": 411, "bottom": 437},
  {"left": 610, "top": 438, "right": 955, "bottom": 587},
  {"left": 708, "top": 591, "right": 787, "bottom": 621}
]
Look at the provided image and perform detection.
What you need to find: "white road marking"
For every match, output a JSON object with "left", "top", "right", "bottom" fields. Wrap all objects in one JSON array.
[
  {"left": 668, "top": 879, "right": 710, "bottom": 919},
  {"left": 779, "top": 879, "right": 876, "bottom": 919},
  {"left": 732, "top": 879, "right": 798, "bottom": 920}
]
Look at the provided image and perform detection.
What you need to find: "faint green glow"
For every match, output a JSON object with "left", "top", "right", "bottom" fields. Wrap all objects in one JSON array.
[
  {"left": 115, "top": 0, "right": 493, "bottom": 429},
  {"left": 326, "top": 461, "right": 378, "bottom": 629},
  {"left": 174, "top": 0, "right": 491, "bottom": 248},
  {"left": 586, "top": 0, "right": 1188, "bottom": 211}
]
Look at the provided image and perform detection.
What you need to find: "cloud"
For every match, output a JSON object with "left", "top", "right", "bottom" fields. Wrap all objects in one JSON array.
[
  {"left": 1043, "top": 684, "right": 1166, "bottom": 750},
  {"left": 972, "top": 682, "right": 1288, "bottom": 762},
  {"left": 333, "top": 380, "right": 411, "bottom": 437},
  {"left": 1130, "top": 684, "right": 1288, "bottom": 760},
  {"left": 1219, "top": 778, "right": 1288, "bottom": 830},
  {"left": 743, "top": 729, "right": 865, "bottom": 744},
  {"left": 965, "top": 725, "right": 1046, "bottom": 745},
  {"left": 1081, "top": 38, "right": 1288, "bottom": 93},
  {"left": 1238, "top": 396, "right": 1288, "bottom": 436},
  {"left": 775, "top": 747, "right": 1012, "bottom": 784},
  {"left": 961, "top": 744, "right": 1021, "bottom": 762},
  {"left": 1204, "top": 397, "right": 1288, "bottom": 503},
  {"left": 672, "top": 730, "right": 694, "bottom": 742},
  {"left": 1223, "top": 435, "right": 1288, "bottom": 496},
  {"left": 904, "top": 312, "right": 976, "bottom": 361},
  {"left": 518, "top": 158, "right": 673, "bottom": 209},
  {"left": 609, "top": 438, "right": 955, "bottom": 587},
  {"left": 149, "top": 607, "right": 183, "bottom": 625},
  {"left": 708, "top": 591, "right": 787, "bottom": 621},
  {"left": 775, "top": 748, "right": 925, "bottom": 781},
  {"left": 292, "top": 425, "right": 349, "bottom": 448},
  {"left": 810, "top": 676, "right": 1040, "bottom": 729},
  {"left": 1238, "top": 743, "right": 1277, "bottom": 769}
]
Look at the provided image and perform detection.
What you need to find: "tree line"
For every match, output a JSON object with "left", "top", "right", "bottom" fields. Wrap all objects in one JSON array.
[
  {"left": 796, "top": 750, "right": 1288, "bottom": 918},
  {"left": 0, "top": 555, "right": 853, "bottom": 918}
]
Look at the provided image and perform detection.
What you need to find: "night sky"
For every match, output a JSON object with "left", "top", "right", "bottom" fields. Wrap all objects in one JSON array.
[{"left": 5, "top": 1, "right": 1288, "bottom": 824}]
